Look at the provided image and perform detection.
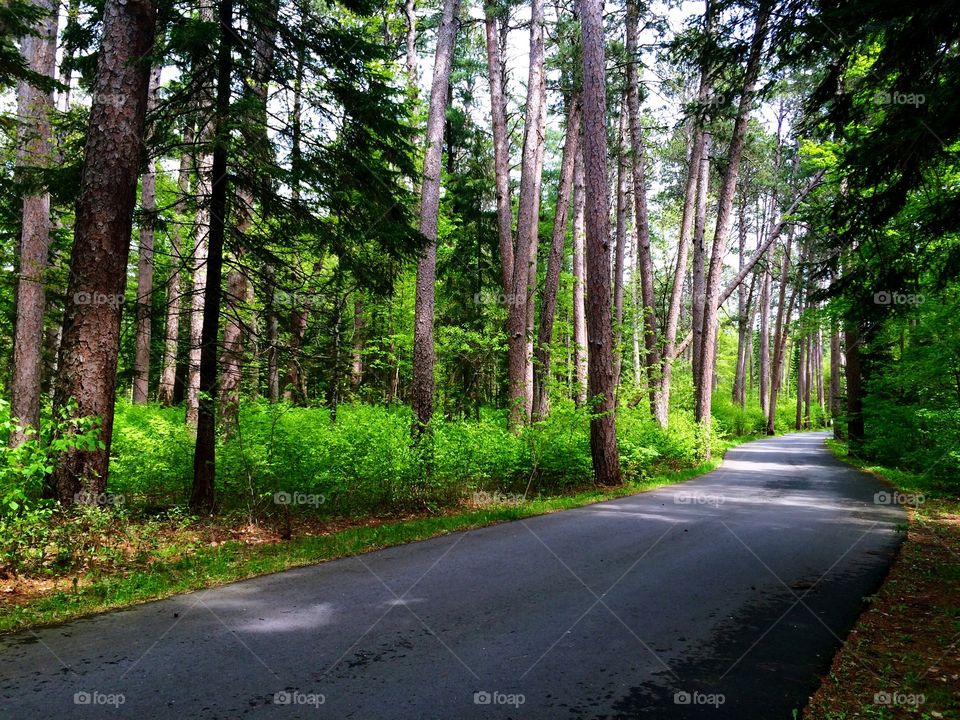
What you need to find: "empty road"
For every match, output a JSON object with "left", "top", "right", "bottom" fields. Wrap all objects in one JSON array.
[{"left": 0, "top": 431, "right": 905, "bottom": 719}]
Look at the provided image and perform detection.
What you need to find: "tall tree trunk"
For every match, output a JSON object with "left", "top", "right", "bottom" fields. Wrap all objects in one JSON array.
[
  {"left": 571, "top": 149, "right": 588, "bottom": 406},
  {"left": 795, "top": 327, "right": 806, "bottom": 430},
  {"left": 219, "top": 4, "right": 275, "bottom": 429},
  {"left": 410, "top": 0, "right": 460, "bottom": 436},
  {"left": 484, "top": 9, "right": 513, "bottom": 297},
  {"left": 351, "top": 295, "right": 364, "bottom": 391},
  {"left": 625, "top": 0, "right": 659, "bottom": 417},
  {"left": 691, "top": 132, "right": 710, "bottom": 387},
  {"left": 9, "top": 0, "right": 58, "bottom": 445},
  {"left": 51, "top": 0, "right": 156, "bottom": 503},
  {"left": 694, "top": 4, "right": 770, "bottom": 452},
  {"left": 265, "top": 266, "right": 280, "bottom": 402},
  {"left": 285, "top": 303, "right": 308, "bottom": 402},
  {"left": 218, "top": 256, "right": 247, "bottom": 430},
  {"left": 766, "top": 235, "right": 801, "bottom": 435},
  {"left": 132, "top": 65, "right": 162, "bottom": 404},
  {"left": 190, "top": 0, "right": 233, "bottom": 514},
  {"left": 506, "top": 0, "right": 546, "bottom": 428},
  {"left": 532, "top": 96, "right": 581, "bottom": 420},
  {"left": 404, "top": 0, "right": 417, "bottom": 89},
  {"left": 657, "top": 65, "right": 709, "bottom": 425},
  {"left": 580, "top": 0, "right": 620, "bottom": 486},
  {"left": 732, "top": 197, "right": 749, "bottom": 407},
  {"left": 829, "top": 325, "right": 841, "bottom": 438},
  {"left": 612, "top": 103, "right": 629, "bottom": 388},
  {"left": 758, "top": 256, "right": 771, "bottom": 415},
  {"left": 157, "top": 121, "right": 194, "bottom": 406},
  {"left": 843, "top": 321, "right": 864, "bottom": 452},
  {"left": 186, "top": 12, "right": 217, "bottom": 426}
]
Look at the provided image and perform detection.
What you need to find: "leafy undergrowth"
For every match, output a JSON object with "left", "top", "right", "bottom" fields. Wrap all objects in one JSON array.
[{"left": 803, "top": 441, "right": 960, "bottom": 719}]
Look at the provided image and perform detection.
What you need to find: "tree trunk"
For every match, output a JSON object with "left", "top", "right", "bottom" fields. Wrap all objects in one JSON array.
[
  {"left": 190, "top": 0, "right": 234, "bottom": 514},
  {"left": 132, "top": 65, "right": 162, "bottom": 404},
  {"left": 410, "top": 0, "right": 460, "bottom": 436},
  {"left": 625, "top": 0, "right": 659, "bottom": 417},
  {"left": 51, "top": 0, "right": 156, "bottom": 503},
  {"left": 829, "top": 326, "right": 841, "bottom": 438},
  {"left": 506, "top": 0, "right": 546, "bottom": 428},
  {"left": 483, "top": 9, "right": 513, "bottom": 297},
  {"left": 843, "top": 322, "right": 864, "bottom": 453},
  {"left": 732, "top": 197, "right": 749, "bottom": 407},
  {"left": 532, "top": 96, "right": 581, "bottom": 420},
  {"left": 186, "top": 13, "right": 217, "bottom": 426},
  {"left": 694, "top": 5, "right": 770, "bottom": 451},
  {"left": 766, "top": 235, "right": 801, "bottom": 435},
  {"left": 265, "top": 266, "right": 280, "bottom": 402},
  {"left": 218, "top": 255, "right": 247, "bottom": 430},
  {"left": 351, "top": 295, "right": 364, "bottom": 390},
  {"left": 157, "top": 120, "right": 194, "bottom": 406},
  {"left": 285, "top": 303, "right": 308, "bottom": 402},
  {"left": 9, "top": 0, "right": 58, "bottom": 445},
  {"left": 759, "top": 256, "right": 771, "bottom": 415},
  {"left": 795, "top": 329, "right": 806, "bottom": 429},
  {"left": 571, "top": 148, "right": 588, "bottom": 407},
  {"left": 580, "top": 0, "right": 620, "bottom": 486},
  {"left": 219, "top": 6, "right": 274, "bottom": 429},
  {"left": 657, "top": 76, "right": 709, "bottom": 426},
  {"left": 612, "top": 103, "right": 629, "bottom": 388},
  {"left": 691, "top": 132, "right": 710, "bottom": 387}
]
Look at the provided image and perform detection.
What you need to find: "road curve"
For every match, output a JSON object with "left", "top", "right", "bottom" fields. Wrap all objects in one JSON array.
[{"left": 0, "top": 431, "right": 905, "bottom": 719}]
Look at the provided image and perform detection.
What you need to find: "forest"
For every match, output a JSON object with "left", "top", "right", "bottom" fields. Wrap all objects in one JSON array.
[{"left": 0, "top": 0, "right": 958, "bottom": 715}]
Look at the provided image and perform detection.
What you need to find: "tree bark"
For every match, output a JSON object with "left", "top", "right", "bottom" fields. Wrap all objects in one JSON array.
[
  {"left": 410, "top": 0, "right": 460, "bottom": 436},
  {"left": 625, "top": 0, "right": 659, "bottom": 417},
  {"left": 190, "top": 0, "right": 234, "bottom": 514},
  {"left": 532, "top": 96, "right": 581, "bottom": 420},
  {"left": 732, "top": 196, "right": 749, "bottom": 407},
  {"left": 695, "top": 4, "right": 771, "bottom": 450},
  {"left": 829, "top": 325, "right": 841, "bottom": 438},
  {"left": 766, "top": 235, "right": 802, "bottom": 435},
  {"left": 351, "top": 295, "right": 364, "bottom": 390},
  {"left": 571, "top": 148, "right": 588, "bottom": 407},
  {"left": 157, "top": 120, "right": 194, "bottom": 406},
  {"left": 690, "top": 132, "right": 710, "bottom": 387},
  {"left": 612, "top": 103, "right": 629, "bottom": 387},
  {"left": 506, "top": 0, "right": 546, "bottom": 428},
  {"left": 51, "top": 0, "right": 156, "bottom": 503},
  {"left": 758, "top": 254, "right": 771, "bottom": 415},
  {"left": 9, "top": 0, "right": 58, "bottom": 445},
  {"left": 132, "top": 65, "right": 162, "bottom": 404},
  {"left": 483, "top": 9, "right": 513, "bottom": 297},
  {"left": 580, "top": 0, "right": 621, "bottom": 485}
]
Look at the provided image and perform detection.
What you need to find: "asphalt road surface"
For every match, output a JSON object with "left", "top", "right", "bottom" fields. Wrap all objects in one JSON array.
[{"left": 0, "top": 431, "right": 905, "bottom": 719}]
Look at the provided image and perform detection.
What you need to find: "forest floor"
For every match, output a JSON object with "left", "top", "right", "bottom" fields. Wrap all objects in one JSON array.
[{"left": 804, "top": 443, "right": 960, "bottom": 719}]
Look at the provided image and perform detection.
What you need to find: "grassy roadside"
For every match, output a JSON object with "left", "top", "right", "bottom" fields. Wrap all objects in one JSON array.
[
  {"left": 0, "top": 436, "right": 766, "bottom": 636},
  {"left": 803, "top": 440, "right": 960, "bottom": 720}
]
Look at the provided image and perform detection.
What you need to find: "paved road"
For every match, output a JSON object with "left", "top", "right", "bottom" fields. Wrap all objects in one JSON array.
[{"left": 0, "top": 431, "right": 905, "bottom": 719}]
